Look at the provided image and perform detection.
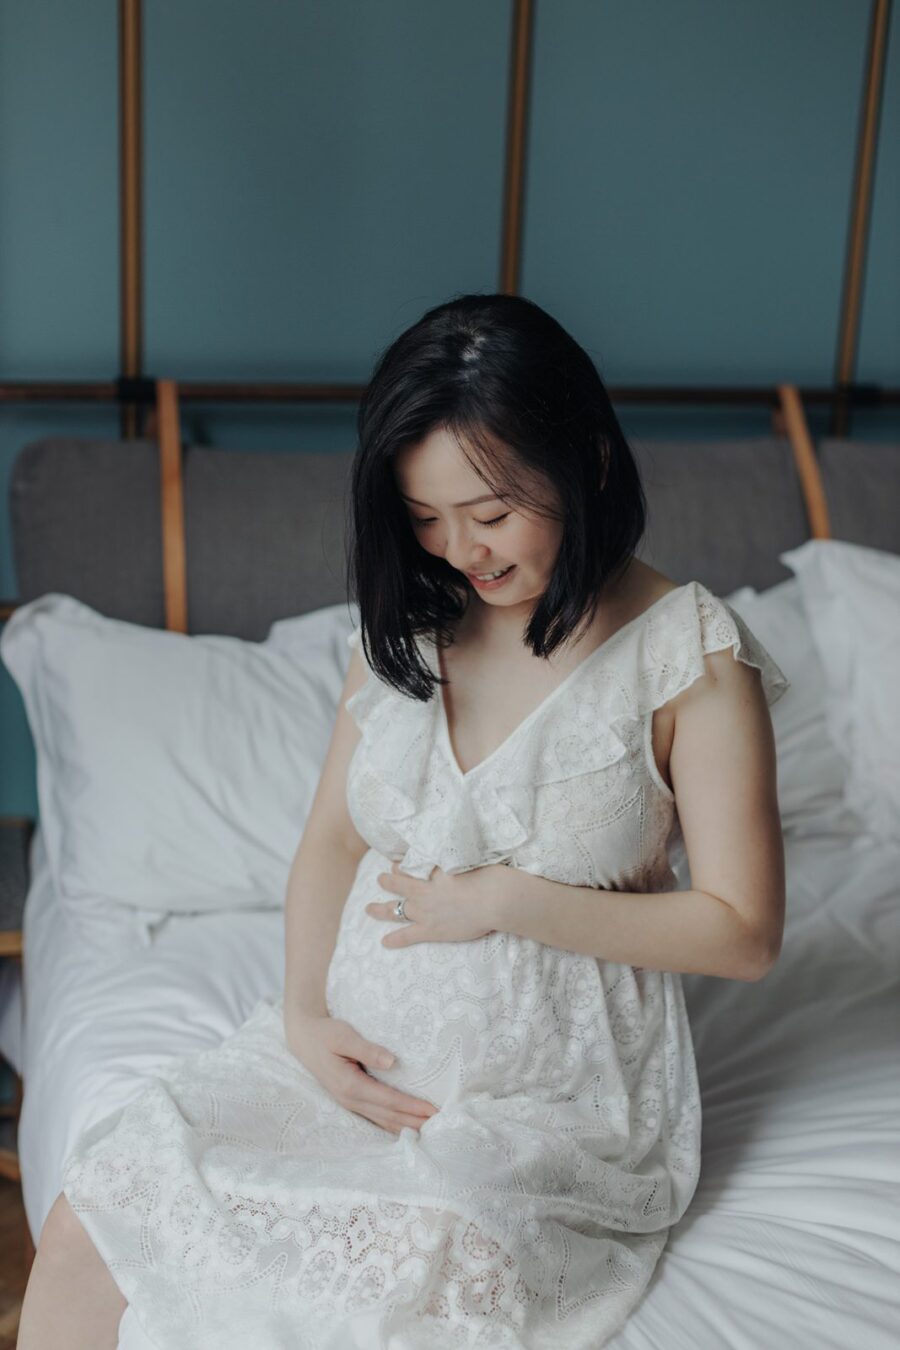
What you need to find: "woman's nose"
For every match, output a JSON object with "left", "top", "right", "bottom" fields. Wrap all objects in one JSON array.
[{"left": 445, "top": 534, "right": 489, "bottom": 572}]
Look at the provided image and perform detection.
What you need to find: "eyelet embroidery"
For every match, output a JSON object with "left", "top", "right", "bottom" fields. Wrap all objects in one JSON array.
[{"left": 60, "top": 583, "right": 789, "bottom": 1348}]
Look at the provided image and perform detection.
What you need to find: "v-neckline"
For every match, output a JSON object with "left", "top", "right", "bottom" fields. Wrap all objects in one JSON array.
[{"left": 426, "top": 582, "right": 690, "bottom": 782}]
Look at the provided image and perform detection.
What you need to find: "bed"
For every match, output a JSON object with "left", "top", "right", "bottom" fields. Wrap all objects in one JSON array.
[{"left": 1, "top": 427, "right": 899, "bottom": 1348}]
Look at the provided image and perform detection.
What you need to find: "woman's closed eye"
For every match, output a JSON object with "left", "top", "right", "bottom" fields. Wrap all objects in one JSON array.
[{"left": 412, "top": 512, "right": 510, "bottom": 528}]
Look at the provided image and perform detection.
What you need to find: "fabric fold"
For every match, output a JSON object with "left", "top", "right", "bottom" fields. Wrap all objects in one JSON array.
[
  {"left": 57, "top": 581, "right": 793, "bottom": 1349},
  {"left": 634, "top": 581, "right": 792, "bottom": 715},
  {"left": 344, "top": 650, "right": 436, "bottom": 831},
  {"left": 342, "top": 584, "right": 790, "bottom": 884}
]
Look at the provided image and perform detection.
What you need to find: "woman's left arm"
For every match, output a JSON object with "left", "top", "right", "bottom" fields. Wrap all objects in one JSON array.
[{"left": 491, "top": 648, "right": 786, "bottom": 982}]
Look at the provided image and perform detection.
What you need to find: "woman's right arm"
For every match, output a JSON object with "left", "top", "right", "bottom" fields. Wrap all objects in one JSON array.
[
  {"left": 282, "top": 635, "right": 439, "bottom": 1134},
  {"left": 283, "top": 637, "right": 370, "bottom": 1018}
]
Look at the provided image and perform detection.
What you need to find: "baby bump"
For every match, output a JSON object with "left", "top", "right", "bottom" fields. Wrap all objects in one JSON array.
[{"left": 325, "top": 849, "right": 611, "bottom": 1107}]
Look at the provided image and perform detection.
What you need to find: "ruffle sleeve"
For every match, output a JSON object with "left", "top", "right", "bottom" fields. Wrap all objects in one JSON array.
[
  {"left": 495, "top": 580, "right": 790, "bottom": 799},
  {"left": 485, "top": 582, "right": 791, "bottom": 875},
  {"left": 340, "top": 587, "right": 791, "bottom": 882},
  {"left": 634, "top": 581, "right": 791, "bottom": 716}
]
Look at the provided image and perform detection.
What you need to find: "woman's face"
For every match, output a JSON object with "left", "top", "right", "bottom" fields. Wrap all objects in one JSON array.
[{"left": 394, "top": 427, "right": 563, "bottom": 617}]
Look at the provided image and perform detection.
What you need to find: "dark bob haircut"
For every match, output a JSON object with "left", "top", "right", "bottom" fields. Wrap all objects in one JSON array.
[{"left": 347, "top": 292, "right": 647, "bottom": 702}]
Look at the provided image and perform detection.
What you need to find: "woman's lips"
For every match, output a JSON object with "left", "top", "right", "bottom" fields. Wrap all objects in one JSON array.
[{"left": 466, "top": 564, "right": 516, "bottom": 590}]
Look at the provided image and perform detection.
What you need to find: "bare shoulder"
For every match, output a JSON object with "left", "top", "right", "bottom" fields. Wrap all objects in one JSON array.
[{"left": 618, "top": 558, "right": 683, "bottom": 623}]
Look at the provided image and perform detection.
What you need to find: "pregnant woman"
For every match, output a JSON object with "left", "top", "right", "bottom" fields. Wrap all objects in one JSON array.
[{"left": 19, "top": 293, "right": 789, "bottom": 1349}]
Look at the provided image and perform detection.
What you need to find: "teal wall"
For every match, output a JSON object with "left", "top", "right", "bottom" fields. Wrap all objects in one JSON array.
[{"left": 1, "top": 0, "right": 898, "bottom": 814}]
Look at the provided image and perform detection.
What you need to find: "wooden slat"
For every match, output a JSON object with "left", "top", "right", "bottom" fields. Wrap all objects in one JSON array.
[
  {"left": 157, "top": 380, "right": 188, "bottom": 633},
  {"left": 0, "top": 1155, "right": 19, "bottom": 1186},
  {"left": 777, "top": 384, "right": 832, "bottom": 539},
  {"left": 0, "top": 1302, "right": 23, "bottom": 1344},
  {"left": 832, "top": 0, "right": 892, "bottom": 436},
  {"left": 119, "top": 0, "right": 143, "bottom": 439},
  {"left": 499, "top": 0, "right": 535, "bottom": 294}
]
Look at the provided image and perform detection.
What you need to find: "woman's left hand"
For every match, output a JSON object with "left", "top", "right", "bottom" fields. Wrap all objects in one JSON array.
[{"left": 366, "top": 861, "right": 508, "bottom": 948}]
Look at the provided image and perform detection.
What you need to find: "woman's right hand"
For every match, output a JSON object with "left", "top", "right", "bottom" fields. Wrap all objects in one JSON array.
[{"left": 284, "top": 1005, "right": 439, "bottom": 1135}]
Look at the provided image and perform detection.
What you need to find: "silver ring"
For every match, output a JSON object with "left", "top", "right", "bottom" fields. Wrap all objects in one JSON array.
[{"left": 393, "top": 897, "right": 409, "bottom": 922}]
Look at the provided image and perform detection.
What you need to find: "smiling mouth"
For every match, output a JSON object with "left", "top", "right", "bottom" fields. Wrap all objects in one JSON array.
[
  {"left": 466, "top": 564, "right": 516, "bottom": 586},
  {"left": 471, "top": 566, "right": 511, "bottom": 579}
]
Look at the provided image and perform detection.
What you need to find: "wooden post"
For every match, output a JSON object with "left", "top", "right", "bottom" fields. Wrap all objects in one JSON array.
[
  {"left": 777, "top": 384, "right": 832, "bottom": 540},
  {"left": 157, "top": 380, "right": 189, "bottom": 632}
]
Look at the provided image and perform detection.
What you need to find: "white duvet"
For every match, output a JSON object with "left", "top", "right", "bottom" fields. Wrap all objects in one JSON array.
[{"left": 3, "top": 802, "right": 898, "bottom": 1350}]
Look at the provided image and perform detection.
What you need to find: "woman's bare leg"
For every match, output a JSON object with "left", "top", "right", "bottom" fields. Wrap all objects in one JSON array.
[{"left": 17, "top": 1192, "right": 127, "bottom": 1350}]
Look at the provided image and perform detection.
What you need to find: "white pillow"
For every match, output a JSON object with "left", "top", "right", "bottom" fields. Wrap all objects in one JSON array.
[
  {"left": 0, "top": 595, "right": 358, "bottom": 928},
  {"left": 724, "top": 576, "right": 861, "bottom": 835},
  {"left": 779, "top": 539, "right": 900, "bottom": 843}
]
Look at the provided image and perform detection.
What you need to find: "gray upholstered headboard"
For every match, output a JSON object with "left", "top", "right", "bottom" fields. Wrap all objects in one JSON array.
[
  {"left": 9, "top": 435, "right": 899, "bottom": 641},
  {"left": 10, "top": 439, "right": 354, "bottom": 640}
]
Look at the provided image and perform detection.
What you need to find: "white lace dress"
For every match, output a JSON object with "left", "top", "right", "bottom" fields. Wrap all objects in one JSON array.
[{"left": 62, "top": 580, "right": 790, "bottom": 1350}]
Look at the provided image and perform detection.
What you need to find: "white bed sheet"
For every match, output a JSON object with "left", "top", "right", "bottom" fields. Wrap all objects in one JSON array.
[
  {"left": 13, "top": 812, "right": 900, "bottom": 1350},
  {"left": 0, "top": 956, "right": 23, "bottom": 1074}
]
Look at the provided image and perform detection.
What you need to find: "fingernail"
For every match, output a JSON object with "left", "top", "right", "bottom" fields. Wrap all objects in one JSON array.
[{"left": 380, "top": 1053, "right": 394, "bottom": 1068}]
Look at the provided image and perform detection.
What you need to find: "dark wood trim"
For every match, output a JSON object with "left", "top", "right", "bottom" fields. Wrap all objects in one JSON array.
[{"left": 1, "top": 380, "right": 898, "bottom": 408}]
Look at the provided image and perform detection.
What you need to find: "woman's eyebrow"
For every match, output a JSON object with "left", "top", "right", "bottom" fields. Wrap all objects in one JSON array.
[{"left": 400, "top": 493, "right": 501, "bottom": 508}]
